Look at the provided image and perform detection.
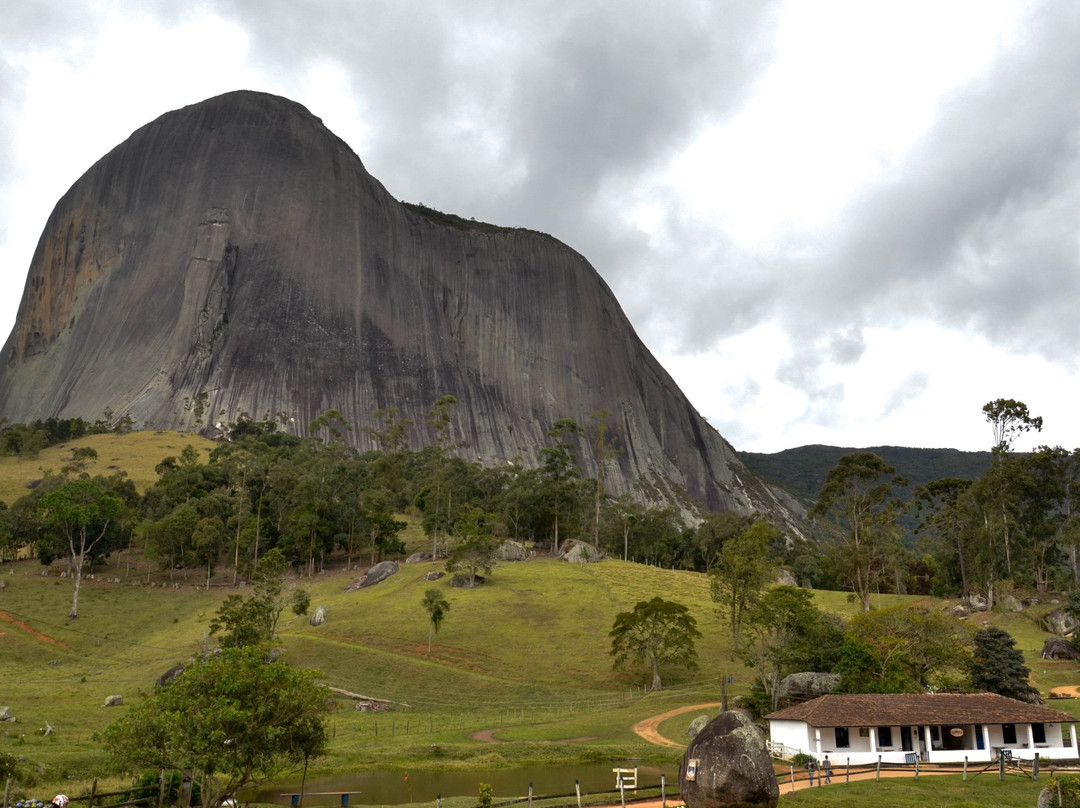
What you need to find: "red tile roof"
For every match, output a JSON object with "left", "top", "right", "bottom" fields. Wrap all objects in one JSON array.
[{"left": 766, "top": 693, "right": 1076, "bottom": 727}]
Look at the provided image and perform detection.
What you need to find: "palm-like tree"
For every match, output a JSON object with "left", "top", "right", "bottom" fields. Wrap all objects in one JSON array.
[{"left": 422, "top": 588, "right": 450, "bottom": 655}]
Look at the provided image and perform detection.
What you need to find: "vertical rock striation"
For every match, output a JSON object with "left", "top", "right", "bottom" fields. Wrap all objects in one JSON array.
[{"left": 0, "top": 91, "right": 797, "bottom": 521}]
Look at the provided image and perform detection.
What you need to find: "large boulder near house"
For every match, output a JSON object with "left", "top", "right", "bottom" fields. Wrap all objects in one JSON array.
[
  {"left": 680, "top": 710, "right": 779, "bottom": 808},
  {"left": 345, "top": 561, "right": 399, "bottom": 591}
]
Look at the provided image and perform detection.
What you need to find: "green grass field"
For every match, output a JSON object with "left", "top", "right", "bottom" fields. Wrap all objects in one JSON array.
[{"left": 3, "top": 431, "right": 1080, "bottom": 808}]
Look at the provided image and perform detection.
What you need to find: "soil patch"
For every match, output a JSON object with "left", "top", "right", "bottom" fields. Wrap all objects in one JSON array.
[
  {"left": 0, "top": 610, "right": 67, "bottom": 647},
  {"left": 632, "top": 703, "right": 723, "bottom": 748}
]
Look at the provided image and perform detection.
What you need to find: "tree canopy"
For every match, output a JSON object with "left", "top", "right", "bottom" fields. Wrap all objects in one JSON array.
[
  {"left": 609, "top": 596, "right": 701, "bottom": 691},
  {"left": 101, "top": 647, "right": 333, "bottom": 808}
]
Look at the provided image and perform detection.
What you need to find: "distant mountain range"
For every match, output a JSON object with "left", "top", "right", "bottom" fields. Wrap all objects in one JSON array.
[{"left": 738, "top": 445, "right": 994, "bottom": 507}]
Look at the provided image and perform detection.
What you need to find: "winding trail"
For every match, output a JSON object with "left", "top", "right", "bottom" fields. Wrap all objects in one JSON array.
[{"left": 632, "top": 702, "right": 723, "bottom": 748}]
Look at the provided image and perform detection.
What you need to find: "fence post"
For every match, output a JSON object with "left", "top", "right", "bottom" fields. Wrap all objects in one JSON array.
[
  {"left": 914, "top": 756, "right": 919, "bottom": 780},
  {"left": 661, "top": 774, "right": 666, "bottom": 808},
  {"left": 1033, "top": 756, "right": 1040, "bottom": 781},
  {"left": 4, "top": 777, "right": 11, "bottom": 808},
  {"left": 528, "top": 782, "right": 533, "bottom": 808},
  {"left": 575, "top": 780, "right": 581, "bottom": 808},
  {"left": 88, "top": 779, "right": 98, "bottom": 808},
  {"left": 963, "top": 756, "right": 967, "bottom": 781},
  {"left": 845, "top": 758, "right": 850, "bottom": 784},
  {"left": 618, "top": 771, "right": 626, "bottom": 808},
  {"left": 876, "top": 756, "right": 881, "bottom": 782},
  {"left": 789, "top": 765, "right": 795, "bottom": 794},
  {"left": 157, "top": 770, "right": 166, "bottom": 808},
  {"left": 999, "top": 755, "right": 1005, "bottom": 781}
]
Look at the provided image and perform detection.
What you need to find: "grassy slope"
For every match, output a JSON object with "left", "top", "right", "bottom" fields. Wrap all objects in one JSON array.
[
  {"left": 2, "top": 432, "right": 1079, "bottom": 808},
  {"left": 0, "top": 431, "right": 216, "bottom": 503}
]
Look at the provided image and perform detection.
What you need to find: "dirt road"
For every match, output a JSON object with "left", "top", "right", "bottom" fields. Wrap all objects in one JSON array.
[{"left": 631, "top": 703, "right": 723, "bottom": 748}]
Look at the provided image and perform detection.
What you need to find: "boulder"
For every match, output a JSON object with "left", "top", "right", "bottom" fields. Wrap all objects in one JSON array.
[
  {"left": 680, "top": 711, "right": 778, "bottom": 808},
  {"left": 104, "top": 695, "right": 123, "bottom": 707},
  {"left": 309, "top": 605, "right": 327, "bottom": 626},
  {"left": 156, "top": 662, "right": 186, "bottom": 687},
  {"left": 345, "top": 561, "right": 400, "bottom": 592},
  {"left": 1001, "top": 593, "right": 1025, "bottom": 613},
  {"left": 424, "top": 571, "right": 446, "bottom": 581},
  {"left": 1042, "top": 608, "right": 1078, "bottom": 637},
  {"left": 949, "top": 603, "right": 970, "bottom": 618},
  {"left": 495, "top": 541, "right": 531, "bottom": 561},
  {"left": 0, "top": 705, "right": 13, "bottom": 722},
  {"left": 450, "top": 573, "right": 485, "bottom": 588},
  {"left": 405, "top": 551, "right": 437, "bottom": 564},
  {"left": 777, "top": 672, "right": 841, "bottom": 700},
  {"left": 1042, "top": 637, "right": 1080, "bottom": 660},
  {"left": 559, "top": 540, "right": 604, "bottom": 564},
  {"left": 686, "top": 714, "right": 711, "bottom": 737},
  {"left": 965, "top": 593, "right": 989, "bottom": 612},
  {"left": 774, "top": 569, "right": 797, "bottom": 587}
]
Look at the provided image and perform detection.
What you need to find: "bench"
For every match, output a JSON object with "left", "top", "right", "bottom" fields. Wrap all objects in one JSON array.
[{"left": 281, "top": 792, "right": 361, "bottom": 807}]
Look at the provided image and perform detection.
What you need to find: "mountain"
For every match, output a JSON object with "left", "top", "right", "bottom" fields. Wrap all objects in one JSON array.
[
  {"left": 738, "top": 444, "right": 994, "bottom": 506},
  {"left": 0, "top": 90, "right": 797, "bottom": 522}
]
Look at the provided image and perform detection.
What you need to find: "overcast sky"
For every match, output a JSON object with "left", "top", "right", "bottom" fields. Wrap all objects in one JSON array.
[{"left": 3, "top": 1, "right": 1079, "bottom": 453}]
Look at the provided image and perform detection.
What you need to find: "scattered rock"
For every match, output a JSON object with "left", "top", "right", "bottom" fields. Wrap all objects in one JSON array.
[
  {"left": 495, "top": 541, "right": 531, "bottom": 561},
  {"left": 450, "top": 573, "right": 485, "bottom": 588},
  {"left": 405, "top": 551, "right": 437, "bottom": 564},
  {"left": 1042, "top": 637, "right": 1079, "bottom": 660},
  {"left": 1042, "top": 608, "right": 1078, "bottom": 637},
  {"left": 0, "top": 706, "right": 13, "bottom": 722},
  {"left": 965, "top": 593, "right": 989, "bottom": 612},
  {"left": 345, "top": 561, "right": 400, "bottom": 591},
  {"left": 104, "top": 695, "right": 123, "bottom": 707},
  {"left": 680, "top": 710, "right": 779, "bottom": 808},
  {"left": 309, "top": 605, "right": 327, "bottom": 626},
  {"left": 424, "top": 571, "right": 445, "bottom": 581},
  {"left": 774, "top": 569, "right": 797, "bottom": 587},
  {"left": 559, "top": 540, "right": 604, "bottom": 564},
  {"left": 777, "top": 672, "right": 841, "bottom": 700},
  {"left": 156, "top": 663, "right": 186, "bottom": 687},
  {"left": 949, "top": 603, "right": 971, "bottom": 618},
  {"left": 1001, "top": 593, "right": 1025, "bottom": 613},
  {"left": 355, "top": 700, "right": 392, "bottom": 712}
]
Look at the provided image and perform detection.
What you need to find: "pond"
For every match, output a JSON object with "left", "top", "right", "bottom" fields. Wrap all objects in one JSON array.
[{"left": 253, "top": 762, "right": 678, "bottom": 806}]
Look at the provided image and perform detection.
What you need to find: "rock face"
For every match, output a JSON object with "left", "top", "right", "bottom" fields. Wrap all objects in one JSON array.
[
  {"left": 681, "top": 711, "right": 779, "bottom": 808},
  {"left": 777, "top": 672, "right": 840, "bottom": 701},
  {"left": 0, "top": 90, "right": 798, "bottom": 523}
]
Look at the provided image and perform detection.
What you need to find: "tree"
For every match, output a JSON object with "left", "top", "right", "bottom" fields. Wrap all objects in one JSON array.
[
  {"left": 609, "top": 597, "right": 701, "bottom": 691},
  {"left": 739, "top": 586, "right": 844, "bottom": 711},
  {"left": 587, "top": 408, "right": 622, "bottom": 546},
  {"left": 970, "top": 626, "right": 1039, "bottom": 703},
  {"left": 709, "top": 521, "right": 776, "bottom": 655},
  {"left": 209, "top": 548, "right": 309, "bottom": 647},
  {"left": 39, "top": 477, "right": 123, "bottom": 618},
  {"left": 101, "top": 647, "right": 332, "bottom": 808},
  {"left": 445, "top": 507, "right": 501, "bottom": 587},
  {"left": 983, "top": 398, "right": 1043, "bottom": 453},
  {"left": 421, "top": 588, "right": 450, "bottom": 655},
  {"left": 811, "top": 452, "right": 907, "bottom": 612}
]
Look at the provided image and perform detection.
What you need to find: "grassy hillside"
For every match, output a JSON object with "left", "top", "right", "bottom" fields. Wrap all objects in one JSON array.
[
  {"left": 0, "top": 431, "right": 216, "bottom": 503},
  {"left": 4, "top": 551, "right": 1080, "bottom": 798}
]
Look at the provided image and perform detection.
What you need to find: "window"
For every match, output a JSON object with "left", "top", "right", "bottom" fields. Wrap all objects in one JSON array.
[
  {"left": 835, "top": 727, "right": 850, "bottom": 748},
  {"left": 878, "top": 726, "right": 893, "bottom": 747},
  {"left": 1033, "top": 723, "right": 1046, "bottom": 744},
  {"left": 1002, "top": 724, "right": 1017, "bottom": 745}
]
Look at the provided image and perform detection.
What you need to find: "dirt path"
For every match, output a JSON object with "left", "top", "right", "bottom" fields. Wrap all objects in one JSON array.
[
  {"left": 0, "top": 610, "right": 67, "bottom": 647},
  {"left": 1050, "top": 685, "right": 1080, "bottom": 699},
  {"left": 632, "top": 703, "right": 723, "bottom": 748}
]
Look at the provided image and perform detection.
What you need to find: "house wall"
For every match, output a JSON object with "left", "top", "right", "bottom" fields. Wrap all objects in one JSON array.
[{"left": 768, "top": 719, "right": 813, "bottom": 758}]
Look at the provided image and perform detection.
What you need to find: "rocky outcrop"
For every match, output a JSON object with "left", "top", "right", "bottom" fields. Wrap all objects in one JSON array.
[
  {"left": 345, "top": 561, "right": 399, "bottom": 591},
  {"left": 680, "top": 711, "right": 778, "bottom": 808},
  {"left": 559, "top": 540, "right": 604, "bottom": 563},
  {"left": 0, "top": 90, "right": 801, "bottom": 524},
  {"left": 777, "top": 672, "right": 840, "bottom": 700},
  {"left": 1042, "top": 608, "right": 1078, "bottom": 637}
]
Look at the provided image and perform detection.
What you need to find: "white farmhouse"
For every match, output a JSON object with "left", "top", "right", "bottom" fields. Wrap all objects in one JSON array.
[{"left": 766, "top": 693, "right": 1078, "bottom": 764}]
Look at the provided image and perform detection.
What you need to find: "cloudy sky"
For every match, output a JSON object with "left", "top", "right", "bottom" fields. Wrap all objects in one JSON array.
[{"left": 2, "top": 1, "right": 1078, "bottom": 453}]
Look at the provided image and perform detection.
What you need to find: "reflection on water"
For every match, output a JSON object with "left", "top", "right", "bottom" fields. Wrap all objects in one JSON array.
[{"left": 254, "top": 763, "right": 677, "bottom": 806}]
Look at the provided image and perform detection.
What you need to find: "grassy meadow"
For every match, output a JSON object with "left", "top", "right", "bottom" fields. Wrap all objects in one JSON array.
[{"left": 2, "top": 431, "right": 1080, "bottom": 808}]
